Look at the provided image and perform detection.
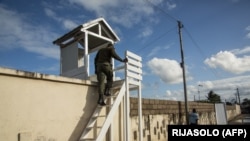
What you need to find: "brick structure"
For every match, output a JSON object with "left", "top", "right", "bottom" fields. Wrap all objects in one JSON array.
[
  {"left": 130, "top": 97, "right": 214, "bottom": 116},
  {"left": 129, "top": 97, "right": 239, "bottom": 141}
]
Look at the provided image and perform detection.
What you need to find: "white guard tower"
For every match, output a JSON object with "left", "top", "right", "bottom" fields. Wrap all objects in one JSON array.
[
  {"left": 53, "top": 18, "right": 120, "bottom": 79},
  {"left": 53, "top": 18, "right": 143, "bottom": 141}
]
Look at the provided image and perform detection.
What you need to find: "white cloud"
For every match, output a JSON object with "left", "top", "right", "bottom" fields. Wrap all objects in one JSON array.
[
  {"left": 63, "top": 19, "right": 78, "bottom": 30},
  {"left": 68, "top": 0, "right": 167, "bottom": 28},
  {"left": 204, "top": 50, "right": 250, "bottom": 74},
  {"left": 164, "top": 89, "right": 182, "bottom": 101},
  {"left": 246, "top": 25, "right": 250, "bottom": 39},
  {"left": 147, "top": 44, "right": 172, "bottom": 57},
  {"left": 231, "top": 46, "right": 250, "bottom": 55},
  {"left": 69, "top": 0, "right": 119, "bottom": 12},
  {"left": 147, "top": 57, "right": 185, "bottom": 84},
  {"left": 0, "top": 5, "right": 59, "bottom": 59},
  {"left": 138, "top": 27, "right": 153, "bottom": 38},
  {"left": 147, "top": 46, "right": 161, "bottom": 57},
  {"left": 246, "top": 25, "right": 250, "bottom": 30},
  {"left": 44, "top": 8, "right": 58, "bottom": 20},
  {"left": 166, "top": 1, "right": 176, "bottom": 10},
  {"left": 44, "top": 8, "right": 78, "bottom": 30},
  {"left": 192, "top": 76, "right": 250, "bottom": 101},
  {"left": 246, "top": 33, "right": 250, "bottom": 39},
  {"left": 166, "top": 90, "right": 172, "bottom": 96},
  {"left": 165, "top": 75, "right": 250, "bottom": 101}
]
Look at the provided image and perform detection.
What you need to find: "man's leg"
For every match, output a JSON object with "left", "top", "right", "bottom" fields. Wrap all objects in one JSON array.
[
  {"left": 104, "top": 65, "right": 113, "bottom": 96},
  {"left": 97, "top": 65, "right": 106, "bottom": 105}
]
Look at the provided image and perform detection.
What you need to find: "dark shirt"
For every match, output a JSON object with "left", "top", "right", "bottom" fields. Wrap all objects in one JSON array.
[{"left": 95, "top": 46, "right": 123, "bottom": 64}]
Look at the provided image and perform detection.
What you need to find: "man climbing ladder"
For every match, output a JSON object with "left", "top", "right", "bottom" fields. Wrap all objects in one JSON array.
[{"left": 94, "top": 43, "right": 128, "bottom": 106}]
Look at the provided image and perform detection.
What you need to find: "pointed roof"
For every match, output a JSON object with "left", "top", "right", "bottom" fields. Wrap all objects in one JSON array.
[{"left": 53, "top": 18, "right": 120, "bottom": 50}]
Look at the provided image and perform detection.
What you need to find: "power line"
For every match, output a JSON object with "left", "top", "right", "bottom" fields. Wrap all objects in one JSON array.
[
  {"left": 183, "top": 28, "right": 222, "bottom": 79},
  {"left": 143, "top": 1, "right": 190, "bottom": 124},
  {"left": 145, "top": 0, "right": 222, "bottom": 80},
  {"left": 134, "top": 0, "right": 179, "bottom": 55},
  {"left": 144, "top": 0, "right": 178, "bottom": 23},
  {"left": 143, "top": 0, "right": 222, "bottom": 81},
  {"left": 135, "top": 26, "right": 177, "bottom": 53}
]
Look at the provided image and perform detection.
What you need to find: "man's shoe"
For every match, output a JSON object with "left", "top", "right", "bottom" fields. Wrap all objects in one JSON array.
[
  {"left": 98, "top": 93, "right": 106, "bottom": 105},
  {"left": 98, "top": 101, "right": 106, "bottom": 106},
  {"left": 104, "top": 93, "right": 111, "bottom": 96},
  {"left": 104, "top": 88, "right": 111, "bottom": 96}
]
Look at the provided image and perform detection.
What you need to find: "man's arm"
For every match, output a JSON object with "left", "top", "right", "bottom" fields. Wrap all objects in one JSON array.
[
  {"left": 110, "top": 47, "right": 127, "bottom": 62},
  {"left": 195, "top": 114, "right": 199, "bottom": 124}
]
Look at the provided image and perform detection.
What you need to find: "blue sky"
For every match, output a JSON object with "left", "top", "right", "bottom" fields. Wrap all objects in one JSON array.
[{"left": 0, "top": 0, "right": 250, "bottom": 102}]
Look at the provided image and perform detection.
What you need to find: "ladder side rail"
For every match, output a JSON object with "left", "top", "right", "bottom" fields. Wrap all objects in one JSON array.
[
  {"left": 125, "top": 62, "right": 130, "bottom": 141},
  {"left": 84, "top": 31, "right": 89, "bottom": 77},
  {"left": 79, "top": 107, "right": 102, "bottom": 139},
  {"left": 137, "top": 82, "right": 143, "bottom": 141},
  {"left": 125, "top": 50, "right": 143, "bottom": 141},
  {"left": 95, "top": 82, "right": 126, "bottom": 141}
]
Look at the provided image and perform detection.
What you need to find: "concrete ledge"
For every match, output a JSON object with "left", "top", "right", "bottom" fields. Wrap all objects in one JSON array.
[{"left": 0, "top": 67, "right": 96, "bottom": 85}]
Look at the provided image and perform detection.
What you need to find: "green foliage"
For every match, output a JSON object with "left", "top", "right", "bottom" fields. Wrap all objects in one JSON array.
[
  {"left": 206, "top": 90, "right": 221, "bottom": 103},
  {"left": 242, "top": 98, "right": 250, "bottom": 105}
]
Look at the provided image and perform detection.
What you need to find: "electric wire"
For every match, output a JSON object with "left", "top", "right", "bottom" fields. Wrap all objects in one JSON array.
[
  {"left": 135, "top": 26, "right": 177, "bottom": 53},
  {"left": 183, "top": 27, "right": 221, "bottom": 79},
  {"left": 144, "top": 0, "right": 178, "bottom": 23},
  {"left": 133, "top": 0, "right": 179, "bottom": 55},
  {"left": 143, "top": 0, "right": 220, "bottom": 80}
]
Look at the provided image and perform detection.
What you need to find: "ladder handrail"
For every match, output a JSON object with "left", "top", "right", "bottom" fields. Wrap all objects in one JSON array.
[
  {"left": 79, "top": 50, "right": 142, "bottom": 141},
  {"left": 95, "top": 82, "right": 126, "bottom": 140},
  {"left": 125, "top": 50, "right": 143, "bottom": 141}
]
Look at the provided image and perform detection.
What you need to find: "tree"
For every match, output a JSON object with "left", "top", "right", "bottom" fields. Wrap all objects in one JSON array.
[
  {"left": 242, "top": 98, "right": 250, "bottom": 105},
  {"left": 226, "top": 102, "right": 232, "bottom": 105},
  {"left": 241, "top": 98, "right": 250, "bottom": 113},
  {"left": 206, "top": 90, "right": 221, "bottom": 103}
]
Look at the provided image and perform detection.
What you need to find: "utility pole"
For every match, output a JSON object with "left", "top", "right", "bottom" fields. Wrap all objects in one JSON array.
[
  {"left": 177, "top": 21, "right": 189, "bottom": 125},
  {"left": 198, "top": 84, "right": 203, "bottom": 102},
  {"left": 236, "top": 88, "right": 241, "bottom": 105}
]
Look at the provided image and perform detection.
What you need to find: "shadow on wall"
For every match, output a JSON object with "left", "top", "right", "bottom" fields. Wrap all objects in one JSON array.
[{"left": 68, "top": 86, "right": 98, "bottom": 141}]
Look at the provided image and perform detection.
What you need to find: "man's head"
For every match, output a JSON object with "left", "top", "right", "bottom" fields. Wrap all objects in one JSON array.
[
  {"left": 192, "top": 108, "right": 196, "bottom": 113},
  {"left": 106, "top": 43, "right": 113, "bottom": 48}
]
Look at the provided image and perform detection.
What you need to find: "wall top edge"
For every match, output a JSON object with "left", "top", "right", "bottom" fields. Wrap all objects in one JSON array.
[{"left": 0, "top": 67, "right": 96, "bottom": 85}]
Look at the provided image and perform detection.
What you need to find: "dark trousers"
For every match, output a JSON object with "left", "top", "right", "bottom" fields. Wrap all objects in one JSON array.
[{"left": 96, "top": 63, "right": 113, "bottom": 95}]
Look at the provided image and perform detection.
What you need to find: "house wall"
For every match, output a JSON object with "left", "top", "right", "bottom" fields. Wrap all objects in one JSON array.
[{"left": 0, "top": 67, "right": 241, "bottom": 141}]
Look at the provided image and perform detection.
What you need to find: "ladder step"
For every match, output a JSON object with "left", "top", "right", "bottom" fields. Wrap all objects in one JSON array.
[
  {"left": 86, "top": 126, "right": 102, "bottom": 130},
  {"left": 79, "top": 138, "right": 96, "bottom": 141},
  {"left": 97, "top": 104, "right": 112, "bottom": 107},
  {"left": 92, "top": 115, "right": 107, "bottom": 118},
  {"left": 105, "top": 95, "right": 117, "bottom": 98},
  {"left": 79, "top": 81, "right": 126, "bottom": 141}
]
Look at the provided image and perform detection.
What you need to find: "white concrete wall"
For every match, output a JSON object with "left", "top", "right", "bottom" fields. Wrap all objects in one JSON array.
[
  {"left": 0, "top": 67, "right": 123, "bottom": 141},
  {"left": 0, "top": 67, "right": 241, "bottom": 141}
]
